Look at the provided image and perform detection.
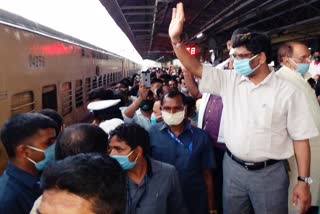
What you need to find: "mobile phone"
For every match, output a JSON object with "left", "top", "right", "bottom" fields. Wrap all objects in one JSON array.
[{"left": 141, "top": 71, "right": 151, "bottom": 88}]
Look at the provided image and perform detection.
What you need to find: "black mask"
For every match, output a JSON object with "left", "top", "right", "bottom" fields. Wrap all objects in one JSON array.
[{"left": 139, "top": 100, "right": 154, "bottom": 112}]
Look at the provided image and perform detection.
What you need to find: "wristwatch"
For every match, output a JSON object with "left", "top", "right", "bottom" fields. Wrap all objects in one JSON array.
[{"left": 297, "top": 176, "right": 313, "bottom": 184}]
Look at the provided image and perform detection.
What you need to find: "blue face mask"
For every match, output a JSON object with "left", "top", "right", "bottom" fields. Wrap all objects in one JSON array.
[
  {"left": 26, "top": 143, "right": 56, "bottom": 171},
  {"left": 290, "top": 58, "right": 310, "bottom": 75},
  {"left": 234, "top": 55, "right": 261, "bottom": 76},
  {"left": 150, "top": 113, "right": 157, "bottom": 125},
  {"left": 111, "top": 150, "right": 137, "bottom": 170}
]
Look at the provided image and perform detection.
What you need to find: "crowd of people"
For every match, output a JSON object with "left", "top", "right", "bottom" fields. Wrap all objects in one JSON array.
[{"left": 0, "top": 2, "right": 320, "bottom": 214}]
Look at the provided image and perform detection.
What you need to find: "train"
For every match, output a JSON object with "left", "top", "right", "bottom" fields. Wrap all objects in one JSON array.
[{"left": 0, "top": 9, "right": 141, "bottom": 127}]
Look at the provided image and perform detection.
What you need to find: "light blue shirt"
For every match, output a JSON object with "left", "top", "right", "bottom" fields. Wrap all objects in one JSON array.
[{"left": 122, "top": 108, "right": 151, "bottom": 130}]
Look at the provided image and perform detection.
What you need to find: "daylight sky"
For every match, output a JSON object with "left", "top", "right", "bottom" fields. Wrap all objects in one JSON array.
[{"left": 0, "top": 0, "right": 144, "bottom": 63}]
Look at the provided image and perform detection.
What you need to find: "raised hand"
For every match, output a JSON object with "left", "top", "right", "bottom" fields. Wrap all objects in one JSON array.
[{"left": 168, "top": 2, "right": 185, "bottom": 44}]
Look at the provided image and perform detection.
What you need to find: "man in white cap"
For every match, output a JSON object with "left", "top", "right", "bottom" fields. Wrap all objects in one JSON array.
[{"left": 87, "top": 99, "right": 123, "bottom": 125}]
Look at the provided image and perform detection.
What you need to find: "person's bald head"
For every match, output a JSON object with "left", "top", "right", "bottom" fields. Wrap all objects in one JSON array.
[
  {"left": 278, "top": 41, "right": 311, "bottom": 70},
  {"left": 55, "top": 124, "right": 108, "bottom": 160}
]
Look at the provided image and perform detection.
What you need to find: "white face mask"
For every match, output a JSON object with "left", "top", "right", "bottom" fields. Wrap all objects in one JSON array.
[{"left": 161, "top": 110, "right": 185, "bottom": 126}]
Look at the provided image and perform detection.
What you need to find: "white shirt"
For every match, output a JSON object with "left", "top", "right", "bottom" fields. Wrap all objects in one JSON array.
[
  {"left": 122, "top": 108, "right": 151, "bottom": 130},
  {"left": 276, "top": 65, "right": 320, "bottom": 207},
  {"left": 199, "top": 65, "right": 318, "bottom": 162},
  {"left": 308, "top": 61, "right": 320, "bottom": 77},
  {"left": 277, "top": 65, "right": 320, "bottom": 132}
]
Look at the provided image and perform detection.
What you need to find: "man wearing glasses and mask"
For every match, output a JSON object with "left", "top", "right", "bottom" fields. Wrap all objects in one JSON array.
[
  {"left": 168, "top": 3, "right": 318, "bottom": 214},
  {"left": 277, "top": 41, "right": 320, "bottom": 214}
]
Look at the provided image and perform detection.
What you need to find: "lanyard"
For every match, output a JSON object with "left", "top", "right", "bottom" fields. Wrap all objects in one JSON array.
[{"left": 167, "top": 129, "right": 193, "bottom": 152}]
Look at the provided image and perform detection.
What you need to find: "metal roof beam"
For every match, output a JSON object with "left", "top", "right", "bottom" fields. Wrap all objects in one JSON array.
[
  {"left": 266, "top": 16, "right": 320, "bottom": 35},
  {"left": 189, "top": 0, "right": 249, "bottom": 41},
  {"left": 124, "top": 12, "right": 154, "bottom": 16},
  {"left": 128, "top": 21, "right": 154, "bottom": 24},
  {"left": 136, "top": 37, "right": 151, "bottom": 40},
  {"left": 246, "top": 0, "right": 319, "bottom": 29},
  {"left": 132, "top": 29, "right": 152, "bottom": 32},
  {"left": 148, "top": 50, "right": 174, "bottom": 54},
  {"left": 121, "top": 5, "right": 155, "bottom": 10},
  {"left": 189, "top": 0, "right": 214, "bottom": 25},
  {"left": 148, "top": 0, "right": 160, "bottom": 51}
]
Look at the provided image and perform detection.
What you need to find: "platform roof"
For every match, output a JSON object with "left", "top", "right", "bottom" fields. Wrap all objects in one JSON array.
[{"left": 101, "top": 0, "right": 320, "bottom": 61}]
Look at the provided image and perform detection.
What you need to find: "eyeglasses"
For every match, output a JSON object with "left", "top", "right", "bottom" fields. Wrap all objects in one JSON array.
[
  {"left": 231, "top": 52, "right": 254, "bottom": 59},
  {"left": 291, "top": 55, "right": 312, "bottom": 63}
]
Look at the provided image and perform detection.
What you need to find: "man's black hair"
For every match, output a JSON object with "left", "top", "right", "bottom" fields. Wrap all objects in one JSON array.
[
  {"left": 160, "top": 73, "right": 171, "bottom": 82},
  {"left": 110, "top": 83, "right": 117, "bottom": 88},
  {"left": 160, "top": 89, "right": 187, "bottom": 106},
  {"left": 89, "top": 89, "right": 114, "bottom": 101},
  {"left": 117, "top": 79, "right": 129, "bottom": 89},
  {"left": 1, "top": 113, "right": 57, "bottom": 158},
  {"left": 129, "top": 85, "right": 139, "bottom": 97},
  {"left": 109, "top": 123, "right": 150, "bottom": 156},
  {"left": 55, "top": 123, "right": 108, "bottom": 160},
  {"left": 41, "top": 153, "right": 126, "bottom": 214},
  {"left": 156, "top": 85, "right": 169, "bottom": 98},
  {"left": 39, "top": 109, "right": 64, "bottom": 136},
  {"left": 150, "top": 72, "right": 156, "bottom": 80},
  {"left": 231, "top": 28, "right": 272, "bottom": 63},
  {"left": 151, "top": 78, "right": 163, "bottom": 85},
  {"left": 170, "top": 76, "right": 178, "bottom": 83},
  {"left": 92, "top": 104, "right": 123, "bottom": 122}
]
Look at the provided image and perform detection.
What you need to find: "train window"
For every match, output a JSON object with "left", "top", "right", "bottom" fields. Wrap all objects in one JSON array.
[
  {"left": 11, "top": 91, "right": 35, "bottom": 115},
  {"left": 113, "top": 73, "right": 116, "bottom": 82},
  {"left": 81, "top": 48, "right": 85, "bottom": 57},
  {"left": 61, "top": 82, "right": 72, "bottom": 116},
  {"left": 92, "top": 76, "right": 98, "bottom": 89},
  {"left": 75, "top": 80, "right": 83, "bottom": 108},
  {"left": 110, "top": 73, "right": 113, "bottom": 83},
  {"left": 85, "top": 77, "right": 91, "bottom": 101},
  {"left": 42, "top": 85, "right": 57, "bottom": 110},
  {"left": 107, "top": 74, "right": 110, "bottom": 84},
  {"left": 103, "top": 74, "right": 107, "bottom": 86},
  {"left": 96, "top": 66, "right": 100, "bottom": 76},
  {"left": 98, "top": 75, "right": 103, "bottom": 87}
]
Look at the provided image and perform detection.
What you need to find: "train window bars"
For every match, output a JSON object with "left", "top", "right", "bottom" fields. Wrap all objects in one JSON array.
[
  {"left": 75, "top": 80, "right": 83, "bottom": 108},
  {"left": 92, "top": 76, "right": 98, "bottom": 89},
  {"left": 107, "top": 74, "right": 110, "bottom": 85},
  {"left": 103, "top": 74, "right": 107, "bottom": 86},
  {"left": 98, "top": 75, "right": 103, "bottom": 87},
  {"left": 11, "top": 91, "right": 35, "bottom": 115},
  {"left": 85, "top": 77, "right": 91, "bottom": 102},
  {"left": 61, "top": 82, "right": 72, "bottom": 116}
]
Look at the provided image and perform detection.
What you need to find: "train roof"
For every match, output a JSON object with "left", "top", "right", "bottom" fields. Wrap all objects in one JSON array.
[
  {"left": 0, "top": 8, "right": 128, "bottom": 61},
  {"left": 101, "top": 0, "right": 320, "bottom": 61}
]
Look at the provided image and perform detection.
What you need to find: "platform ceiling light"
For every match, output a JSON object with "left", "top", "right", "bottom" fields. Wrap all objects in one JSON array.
[
  {"left": 209, "top": 49, "right": 214, "bottom": 53},
  {"left": 309, "top": 47, "right": 312, "bottom": 50},
  {"left": 196, "top": 32, "right": 204, "bottom": 39}
]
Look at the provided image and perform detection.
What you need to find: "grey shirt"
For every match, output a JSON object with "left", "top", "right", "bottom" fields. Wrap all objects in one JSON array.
[{"left": 126, "top": 158, "right": 188, "bottom": 214}]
